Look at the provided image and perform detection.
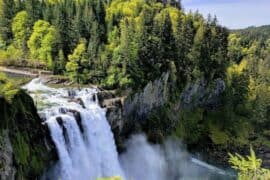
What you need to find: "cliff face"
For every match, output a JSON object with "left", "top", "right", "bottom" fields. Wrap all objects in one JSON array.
[
  {"left": 101, "top": 73, "right": 226, "bottom": 141},
  {"left": 180, "top": 78, "right": 225, "bottom": 110},
  {"left": 0, "top": 130, "right": 15, "bottom": 180},
  {"left": 102, "top": 73, "right": 270, "bottom": 168},
  {"left": 123, "top": 73, "right": 170, "bottom": 122},
  {"left": 0, "top": 90, "right": 56, "bottom": 180}
]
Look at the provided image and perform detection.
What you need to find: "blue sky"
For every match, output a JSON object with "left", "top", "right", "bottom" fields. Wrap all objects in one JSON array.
[{"left": 182, "top": 0, "right": 270, "bottom": 29}]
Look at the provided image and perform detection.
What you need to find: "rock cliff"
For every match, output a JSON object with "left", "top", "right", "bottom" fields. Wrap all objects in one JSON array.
[
  {"left": 99, "top": 73, "right": 226, "bottom": 141},
  {"left": 0, "top": 90, "right": 57, "bottom": 180}
]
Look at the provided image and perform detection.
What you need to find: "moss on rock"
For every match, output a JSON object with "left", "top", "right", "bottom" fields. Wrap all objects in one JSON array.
[{"left": 0, "top": 90, "right": 57, "bottom": 179}]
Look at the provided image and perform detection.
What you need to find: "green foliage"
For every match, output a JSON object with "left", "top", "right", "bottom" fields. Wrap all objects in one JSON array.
[
  {"left": 208, "top": 123, "right": 229, "bottom": 145},
  {"left": 229, "top": 147, "right": 270, "bottom": 180},
  {"left": 226, "top": 27, "right": 270, "bottom": 132},
  {"left": 12, "top": 132, "right": 30, "bottom": 166},
  {"left": 24, "top": 0, "right": 41, "bottom": 25},
  {"left": 232, "top": 25, "right": 270, "bottom": 43},
  {"left": 146, "top": 104, "right": 179, "bottom": 142},
  {"left": 54, "top": 49, "right": 66, "bottom": 74},
  {"left": 0, "top": 44, "right": 24, "bottom": 66},
  {"left": 0, "top": 0, "right": 15, "bottom": 44},
  {"left": 228, "top": 34, "right": 247, "bottom": 64},
  {"left": 0, "top": 72, "right": 18, "bottom": 102},
  {"left": 66, "top": 39, "right": 89, "bottom": 83},
  {"left": 27, "top": 20, "right": 59, "bottom": 69},
  {"left": 0, "top": 0, "right": 229, "bottom": 88},
  {"left": 175, "top": 108, "right": 205, "bottom": 144},
  {"left": 189, "top": 16, "right": 228, "bottom": 80},
  {"left": 12, "top": 11, "right": 31, "bottom": 53}
]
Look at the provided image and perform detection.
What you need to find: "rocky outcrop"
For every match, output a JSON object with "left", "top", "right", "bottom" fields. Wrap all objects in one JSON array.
[
  {"left": 0, "top": 91, "right": 57, "bottom": 180},
  {"left": 123, "top": 72, "right": 170, "bottom": 123},
  {"left": 98, "top": 74, "right": 226, "bottom": 141},
  {"left": 42, "top": 76, "right": 71, "bottom": 86},
  {"left": 94, "top": 73, "right": 172, "bottom": 146},
  {"left": 97, "top": 90, "right": 116, "bottom": 106},
  {"left": 0, "top": 131, "right": 16, "bottom": 180},
  {"left": 97, "top": 90, "right": 125, "bottom": 138},
  {"left": 180, "top": 78, "right": 225, "bottom": 110}
]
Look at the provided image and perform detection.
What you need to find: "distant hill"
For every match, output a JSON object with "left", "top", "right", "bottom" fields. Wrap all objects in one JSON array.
[{"left": 231, "top": 25, "right": 270, "bottom": 42}]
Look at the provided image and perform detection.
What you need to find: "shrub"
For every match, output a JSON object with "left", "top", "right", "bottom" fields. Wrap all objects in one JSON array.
[{"left": 229, "top": 147, "right": 270, "bottom": 179}]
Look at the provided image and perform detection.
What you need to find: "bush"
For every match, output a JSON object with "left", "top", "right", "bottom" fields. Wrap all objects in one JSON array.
[{"left": 229, "top": 147, "right": 270, "bottom": 180}]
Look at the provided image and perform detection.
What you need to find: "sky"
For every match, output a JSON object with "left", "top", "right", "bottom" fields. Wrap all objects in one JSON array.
[{"left": 182, "top": 0, "right": 270, "bottom": 29}]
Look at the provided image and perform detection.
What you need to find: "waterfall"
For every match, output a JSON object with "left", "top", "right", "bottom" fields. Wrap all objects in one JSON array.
[
  {"left": 46, "top": 116, "right": 73, "bottom": 180},
  {"left": 23, "top": 79, "right": 124, "bottom": 180},
  {"left": 23, "top": 78, "right": 234, "bottom": 180}
]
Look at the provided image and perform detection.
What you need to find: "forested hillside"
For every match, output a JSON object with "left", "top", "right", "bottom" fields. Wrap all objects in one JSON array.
[
  {"left": 0, "top": 0, "right": 228, "bottom": 90},
  {"left": 232, "top": 25, "right": 270, "bottom": 43}
]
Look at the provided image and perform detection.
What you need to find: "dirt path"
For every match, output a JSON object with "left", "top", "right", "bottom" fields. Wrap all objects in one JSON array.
[{"left": 0, "top": 66, "right": 51, "bottom": 77}]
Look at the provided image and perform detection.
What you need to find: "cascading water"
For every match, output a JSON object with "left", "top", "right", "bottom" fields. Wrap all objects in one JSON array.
[
  {"left": 23, "top": 78, "right": 124, "bottom": 180},
  {"left": 23, "top": 78, "right": 234, "bottom": 180}
]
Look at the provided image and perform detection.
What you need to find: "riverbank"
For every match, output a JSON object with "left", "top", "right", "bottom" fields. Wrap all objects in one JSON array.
[
  {"left": 0, "top": 66, "right": 100, "bottom": 89},
  {"left": 0, "top": 66, "right": 51, "bottom": 77}
]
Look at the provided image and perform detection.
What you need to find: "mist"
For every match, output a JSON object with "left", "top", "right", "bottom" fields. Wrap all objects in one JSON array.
[{"left": 120, "top": 134, "right": 233, "bottom": 180}]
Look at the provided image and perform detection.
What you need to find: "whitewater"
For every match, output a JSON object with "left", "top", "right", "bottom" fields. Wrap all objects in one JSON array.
[{"left": 23, "top": 78, "right": 233, "bottom": 180}]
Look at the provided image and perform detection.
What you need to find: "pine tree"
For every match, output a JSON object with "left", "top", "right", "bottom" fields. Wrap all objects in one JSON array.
[
  {"left": 54, "top": 49, "right": 66, "bottom": 74},
  {"left": 0, "top": 0, "right": 15, "bottom": 45},
  {"left": 94, "top": 0, "right": 106, "bottom": 42},
  {"left": 87, "top": 20, "right": 100, "bottom": 68},
  {"left": 155, "top": 11, "right": 176, "bottom": 72},
  {"left": 137, "top": 6, "right": 159, "bottom": 83},
  {"left": 53, "top": 0, "right": 77, "bottom": 57},
  {"left": 25, "top": 0, "right": 41, "bottom": 25},
  {"left": 81, "top": 2, "right": 94, "bottom": 40},
  {"left": 176, "top": 15, "right": 195, "bottom": 83},
  {"left": 66, "top": 39, "right": 89, "bottom": 83}
]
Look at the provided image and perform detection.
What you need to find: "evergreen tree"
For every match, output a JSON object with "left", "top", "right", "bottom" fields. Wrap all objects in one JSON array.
[
  {"left": 0, "top": 0, "right": 15, "bottom": 45},
  {"left": 93, "top": 0, "right": 106, "bottom": 42},
  {"left": 137, "top": 6, "right": 159, "bottom": 83},
  {"left": 25, "top": 0, "right": 41, "bottom": 25},
  {"left": 87, "top": 20, "right": 100, "bottom": 69},
  {"left": 53, "top": 0, "right": 77, "bottom": 57},
  {"left": 66, "top": 39, "right": 89, "bottom": 83},
  {"left": 54, "top": 49, "right": 66, "bottom": 74},
  {"left": 175, "top": 15, "right": 195, "bottom": 84},
  {"left": 81, "top": 2, "right": 95, "bottom": 40},
  {"left": 154, "top": 11, "right": 176, "bottom": 73}
]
